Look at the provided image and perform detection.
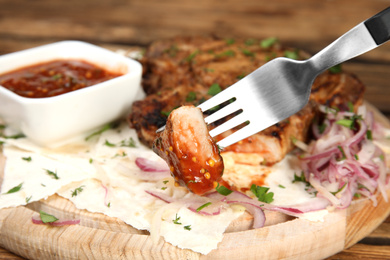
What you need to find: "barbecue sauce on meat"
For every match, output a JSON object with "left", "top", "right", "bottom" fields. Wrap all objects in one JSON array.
[{"left": 153, "top": 105, "right": 224, "bottom": 195}]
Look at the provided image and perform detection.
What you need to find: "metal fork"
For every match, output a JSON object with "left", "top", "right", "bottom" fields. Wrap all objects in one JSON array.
[{"left": 158, "top": 7, "right": 390, "bottom": 149}]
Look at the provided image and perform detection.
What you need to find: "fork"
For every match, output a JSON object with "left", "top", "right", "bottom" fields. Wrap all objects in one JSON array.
[
  {"left": 158, "top": 7, "right": 390, "bottom": 149},
  {"left": 198, "top": 7, "right": 390, "bottom": 149}
]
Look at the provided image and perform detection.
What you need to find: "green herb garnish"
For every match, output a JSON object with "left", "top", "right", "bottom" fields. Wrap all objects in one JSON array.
[
  {"left": 208, "top": 83, "right": 222, "bottom": 96},
  {"left": 4, "top": 182, "right": 23, "bottom": 194},
  {"left": 241, "top": 49, "right": 254, "bottom": 57},
  {"left": 196, "top": 202, "right": 212, "bottom": 212},
  {"left": 335, "top": 119, "right": 354, "bottom": 129},
  {"left": 292, "top": 172, "right": 308, "bottom": 184},
  {"left": 225, "top": 38, "right": 235, "bottom": 45},
  {"left": 250, "top": 184, "right": 274, "bottom": 203},
  {"left": 44, "top": 169, "right": 59, "bottom": 180},
  {"left": 284, "top": 50, "right": 299, "bottom": 60},
  {"left": 245, "top": 39, "right": 256, "bottom": 46},
  {"left": 26, "top": 196, "right": 32, "bottom": 203},
  {"left": 337, "top": 145, "right": 347, "bottom": 161},
  {"left": 39, "top": 210, "right": 58, "bottom": 223},
  {"left": 184, "top": 225, "right": 192, "bottom": 231},
  {"left": 215, "top": 50, "right": 235, "bottom": 58},
  {"left": 161, "top": 110, "right": 171, "bottom": 117},
  {"left": 184, "top": 50, "right": 199, "bottom": 63},
  {"left": 85, "top": 122, "right": 117, "bottom": 141},
  {"left": 331, "top": 182, "right": 347, "bottom": 195},
  {"left": 71, "top": 185, "right": 85, "bottom": 197},
  {"left": 215, "top": 183, "right": 233, "bottom": 196},
  {"left": 186, "top": 91, "right": 197, "bottom": 102},
  {"left": 173, "top": 214, "right": 182, "bottom": 225},
  {"left": 260, "top": 37, "right": 278, "bottom": 48},
  {"left": 328, "top": 64, "right": 342, "bottom": 74},
  {"left": 366, "top": 129, "right": 373, "bottom": 140},
  {"left": 22, "top": 156, "right": 32, "bottom": 162},
  {"left": 104, "top": 140, "right": 116, "bottom": 147},
  {"left": 119, "top": 137, "right": 136, "bottom": 148}
]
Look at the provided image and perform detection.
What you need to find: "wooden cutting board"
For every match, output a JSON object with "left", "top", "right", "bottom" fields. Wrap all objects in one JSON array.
[{"left": 0, "top": 102, "right": 390, "bottom": 260}]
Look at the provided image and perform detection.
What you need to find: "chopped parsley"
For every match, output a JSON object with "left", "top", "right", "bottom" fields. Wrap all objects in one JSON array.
[
  {"left": 186, "top": 91, "right": 197, "bottom": 102},
  {"left": 245, "top": 38, "right": 256, "bottom": 46},
  {"left": 104, "top": 138, "right": 136, "bottom": 148},
  {"left": 250, "top": 184, "right": 274, "bottom": 203},
  {"left": 104, "top": 140, "right": 116, "bottom": 147},
  {"left": 173, "top": 214, "right": 182, "bottom": 225},
  {"left": 164, "top": 44, "right": 179, "bottom": 57},
  {"left": 260, "top": 37, "right": 278, "bottom": 48},
  {"left": 184, "top": 50, "right": 199, "bottom": 63},
  {"left": 335, "top": 119, "right": 354, "bottom": 129},
  {"left": 4, "top": 182, "right": 23, "bottom": 194},
  {"left": 71, "top": 185, "right": 85, "bottom": 197},
  {"left": 225, "top": 38, "right": 235, "bottom": 45},
  {"left": 22, "top": 156, "right": 32, "bottom": 162},
  {"left": 278, "top": 184, "right": 286, "bottom": 189},
  {"left": 119, "top": 138, "right": 136, "bottom": 148},
  {"left": 44, "top": 169, "right": 59, "bottom": 180},
  {"left": 331, "top": 182, "right": 347, "bottom": 195},
  {"left": 196, "top": 202, "right": 212, "bottom": 212},
  {"left": 215, "top": 183, "right": 233, "bottom": 196},
  {"left": 284, "top": 50, "right": 299, "bottom": 60},
  {"left": 293, "top": 172, "right": 308, "bottom": 184},
  {"left": 208, "top": 83, "right": 222, "bottom": 96},
  {"left": 184, "top": 225, "right": 192, "bottom": 231},
  {"left": 366, "top": 129, "right": 373, "bottom": 140},
  {"left": 337, "top": 145, "right": 347, "bottom": 161},
  {"left": 161, "top": 110, "right": 171, "bottom": 117},
  {"left": 328, "top": 64, "right": 342, "bottom": 74},
  {"left": 85, "top": 122, "right": 118, "bottom": 141},
  {"left": 39, "top": 210, "right": 58, "bottom": 223},
  {"left": 318, "top": 122, "right": 327, "bottom": 134},
  {"left": 26, "top": 196, "right": 32, "bottom": 203},
  {"left": 241, "top": 48, "right": 254, "bottom": 57},
  {"left": 215, "top": 50, "right": 235, "bottom": 58}
]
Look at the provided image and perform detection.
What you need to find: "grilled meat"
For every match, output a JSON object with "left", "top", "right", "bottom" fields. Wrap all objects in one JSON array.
[
  {"left": 153, "top": 105, "right": 224, "bottom": 195},
  {"left": 129, "top": 36, "right": 365, "bottom": 166}
]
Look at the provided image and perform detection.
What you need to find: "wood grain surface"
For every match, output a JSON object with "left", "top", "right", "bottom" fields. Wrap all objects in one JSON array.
[
  {"left": 0, "top": 174, "right": 389, "bottom": 259},
  {"left": 1, "top": 0, "right": 390, "bottom": 258}
]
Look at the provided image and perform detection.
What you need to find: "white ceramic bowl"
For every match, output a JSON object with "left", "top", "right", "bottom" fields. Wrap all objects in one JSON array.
[{"left": 0, "top": 41, "right": 142, "bottom": 147}]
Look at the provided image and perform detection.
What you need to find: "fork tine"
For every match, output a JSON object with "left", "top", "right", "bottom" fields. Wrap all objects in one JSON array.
[
  {"left": 203, "top": 100, "right": 241, "bottom": 125},
  {"left": 208, "top": 112, "right": 248, "bottom": 138},
  {"left": 197, "top": 87, "right": 236, "bottom": 112},
  {"left": 216, "top": 123, "right": 257, "bottom": 149}
]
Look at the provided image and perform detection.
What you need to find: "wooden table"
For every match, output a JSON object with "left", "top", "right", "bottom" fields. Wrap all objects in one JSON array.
[{"left": 1, "top": 0, "right": 390, "bottom": 258}]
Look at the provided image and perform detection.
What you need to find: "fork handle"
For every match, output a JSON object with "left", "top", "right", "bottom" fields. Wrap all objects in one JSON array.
[
  {"left": 309, "top": 7, "right": 390, "bottom": 73},
  {"left": 365, "top": 7, "right": 390, "bottom": 45}
]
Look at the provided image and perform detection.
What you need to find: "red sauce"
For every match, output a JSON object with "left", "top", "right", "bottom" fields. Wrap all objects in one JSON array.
[{"left": 0, "top": 59, "right": 123, "bottom": 98}]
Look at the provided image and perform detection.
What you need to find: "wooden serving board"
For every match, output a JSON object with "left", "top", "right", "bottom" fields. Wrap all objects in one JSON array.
[{"left": 0, "top": 103, "right": 390, "bottom": 260}]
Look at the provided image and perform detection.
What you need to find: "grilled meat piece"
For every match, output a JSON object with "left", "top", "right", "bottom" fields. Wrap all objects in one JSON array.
[
  {"left": 153, "top": 105, "right": 224, "bottom": 195},
  {"left": 129, "top": 36, "right": 365, "bottom": 166}
]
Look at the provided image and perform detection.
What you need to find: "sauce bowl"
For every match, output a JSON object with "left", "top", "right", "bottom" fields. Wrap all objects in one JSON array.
[{"left": 0, "top": 41, "right": 142, "bottom": 146}]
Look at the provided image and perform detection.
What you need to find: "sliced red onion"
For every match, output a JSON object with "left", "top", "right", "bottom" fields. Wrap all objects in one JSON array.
[
  {"left": 32, "top": 215, "right": 80, "bottom": 226},
  {"left": 101, "top": 184, "right": 110, "bottom": 207},
  {"left": 145, "top": 190, "right": 224, "bottom": 216},
  {"left": 135, "top": 157, "right": 170, "bottom": 172},
  {"left": 299, "top": 105, "right": 388, "bottom": 209}
]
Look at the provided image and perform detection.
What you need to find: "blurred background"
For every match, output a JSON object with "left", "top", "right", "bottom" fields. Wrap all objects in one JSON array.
[{"left": 0, "top": 0, "right": 389, "bottom": 114}]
